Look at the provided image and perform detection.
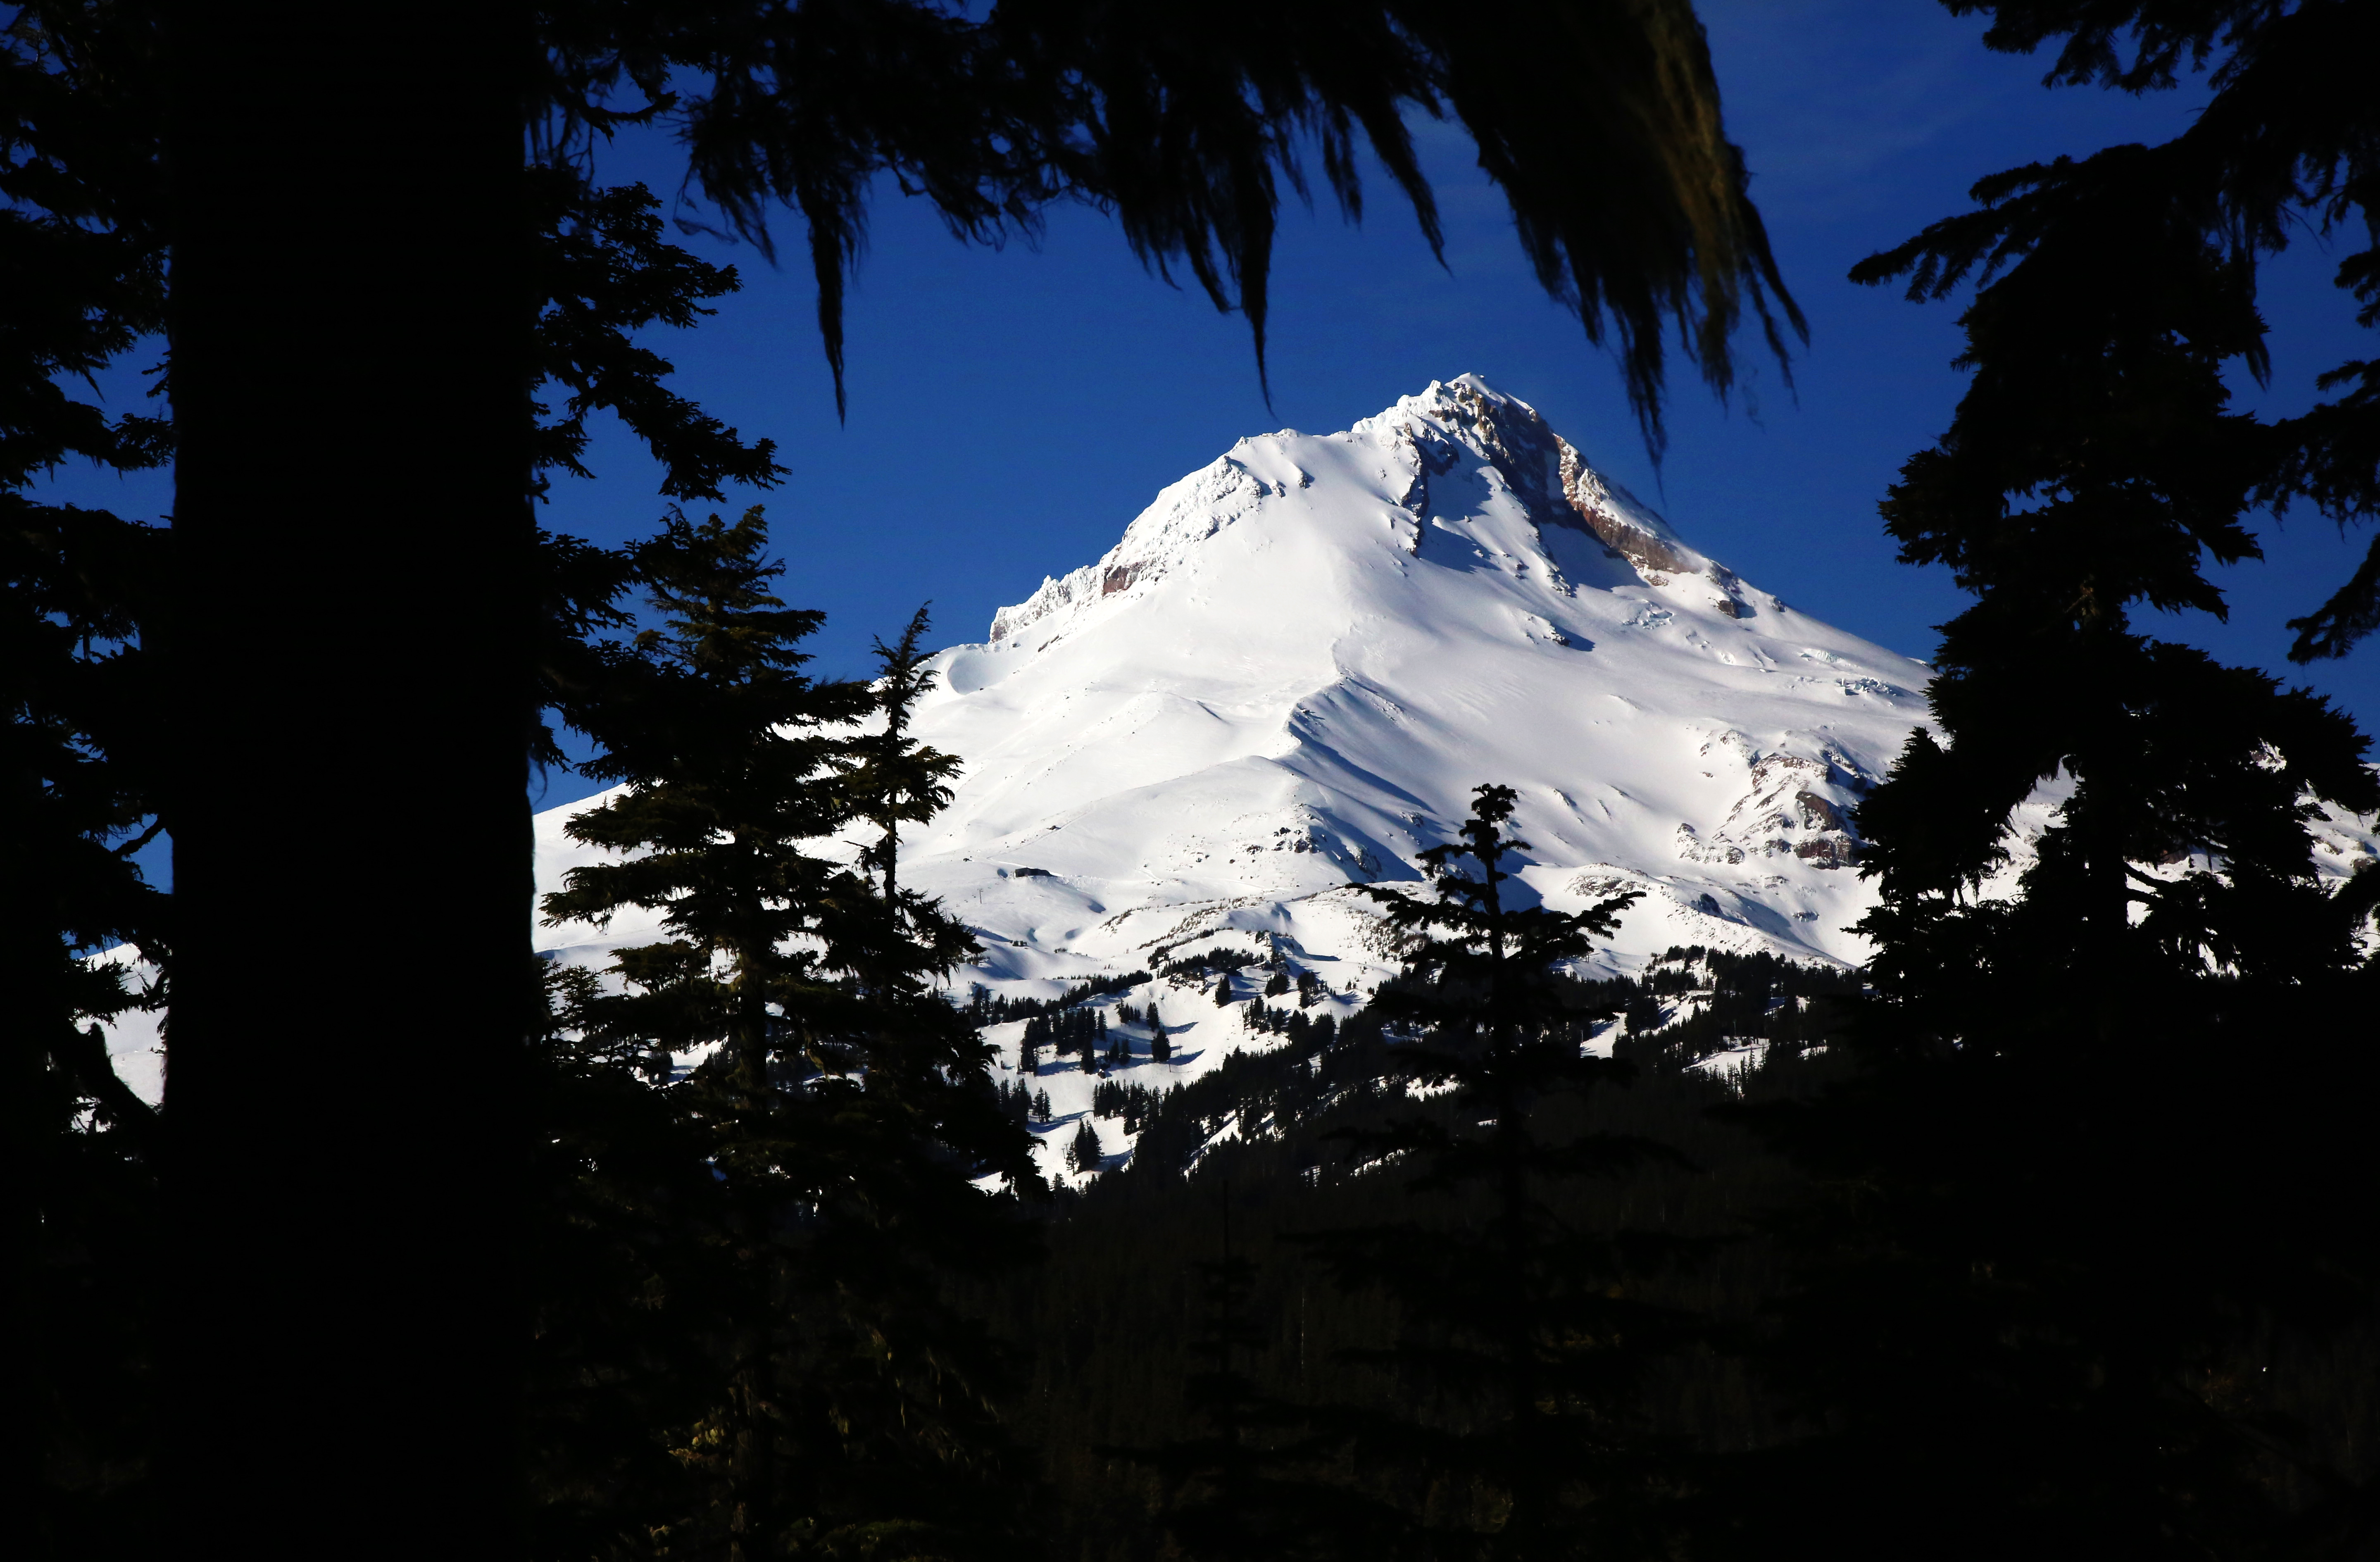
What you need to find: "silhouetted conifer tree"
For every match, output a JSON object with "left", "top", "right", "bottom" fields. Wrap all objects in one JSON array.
[
  {"left": 539, "top": 509, "right": 1033, "bottom": 1557},
  {"left": 7, "top": 12, "right": 808, "bottom": 1547},
  {"left": 1844, "top": 0, "right": 2380, "bottom": 662},
  {"left": 1727, "top": 10, "right": 2380, "bottom": 1550},
  {"left": 840, "top": 604, "right": 958, "bottom": 912},
  {"left": 1297, "top": 783, "right": 1681, "bottom": 1558},
  {"left": 539, "top": 0, "right": 1803, "bottom": 448},
  {"left": 2, "top": 12, "right": 171, "bottom": 1546}
]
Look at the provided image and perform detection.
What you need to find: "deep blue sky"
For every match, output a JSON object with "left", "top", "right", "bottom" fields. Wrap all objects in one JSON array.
[{"left": 44, "top": 1, "right": 2379, "bottom": 824}]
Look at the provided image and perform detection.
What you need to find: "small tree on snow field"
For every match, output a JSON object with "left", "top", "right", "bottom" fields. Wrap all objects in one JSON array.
[
  {"left": 1150, "top": 1005, "right": 1171, "bottom": 1065},
  {"left": 1068, "top": 1118, "right": 1105, "bottom": 1175}
]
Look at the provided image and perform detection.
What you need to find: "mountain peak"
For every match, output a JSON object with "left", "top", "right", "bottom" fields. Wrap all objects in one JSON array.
[
  {"left": 987, "top": 377, "right": 1735, "bottom": 649},
  {"left": 1378, "top": 374, "right": 1714, "bottom": 585}
]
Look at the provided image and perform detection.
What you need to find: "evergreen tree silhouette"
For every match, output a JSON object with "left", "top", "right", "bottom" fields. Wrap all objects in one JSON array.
[
  {"left": 118, "top": 41, "right": 792, "bottom": 1555},
  {"left": 839, "top": 604, "right": 959, "bottom": 914},
  {"left": 520, "top": 958, "right": 729, "bottom": 1562},
  {"left": 1297, "top": 784, "right": 1684, "bottom": 1560},
  {"left": 1847, "top": 0, "right": 2380, "bottom": 661},
  {"left": 151, "top": 8, "right": 534, "bottom": 1550},
  {"left": 2, "top": 10, "right": 172, "bottom": 1548},
  {"left": 1723, "top": 10, "right": 2380, "bottom": 1551},
  {"left": 1069, "top": 1117, "right": 1105, "bottom": 1176},
  {"left": 539, "top": 509, "right": 1034, "bottom": 1557},
  {"left": 2, "top": 50, "right": 797, "bottom": 1541},
  {"left": 1151, "top": 1005, "right": 1172, "bottom": 1064}
]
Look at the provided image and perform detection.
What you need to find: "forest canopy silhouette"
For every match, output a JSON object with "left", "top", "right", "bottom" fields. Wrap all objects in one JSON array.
[{"left": 9, "top": 2, "right": 2379, "bottom": 1560}]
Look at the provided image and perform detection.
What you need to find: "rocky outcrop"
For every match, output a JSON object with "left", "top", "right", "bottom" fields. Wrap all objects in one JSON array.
[
  {"left": 1426, "top": 377, "right": 1718, "bottom": 592},
  {"left": 1678, "top": 754, "right": 1865, "bottom": 871},
  {"left": 1554, "top": 440, "right": 1697, "bottom": 580}
]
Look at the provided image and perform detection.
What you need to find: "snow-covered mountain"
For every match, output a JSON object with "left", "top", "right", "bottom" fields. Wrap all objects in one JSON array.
[
  {"left": 90, "top": 376, "right": 2378, "bottom": 1159},
  {"left": 533, "top": 375, "right": 1947, "bottom": 1183},
  {"left": 898, "top": 374, "right": 1929, "bottom": 965}
]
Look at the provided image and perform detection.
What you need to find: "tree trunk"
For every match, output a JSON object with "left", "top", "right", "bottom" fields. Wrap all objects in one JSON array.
[{"left": 161, "top": 9, "right": 531, "bottom": 1557}]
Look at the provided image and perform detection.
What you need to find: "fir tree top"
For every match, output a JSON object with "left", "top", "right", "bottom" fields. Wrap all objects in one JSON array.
[{"left": 1360, "top": 783, "right": 1641, "bottom": 1071}]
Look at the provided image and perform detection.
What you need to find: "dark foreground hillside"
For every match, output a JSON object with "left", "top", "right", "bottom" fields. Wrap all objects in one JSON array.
[
  {"left": 959, "top": 942, "right": 2380, "bottom": 1562},
  {"left": 968, "top": 950, "right": 1844, "bottom": 1559}
]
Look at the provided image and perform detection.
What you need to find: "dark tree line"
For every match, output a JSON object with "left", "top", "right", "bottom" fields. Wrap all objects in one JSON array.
[
  {"left": 979, "top": 797, "right": 1869, "bottom": 1562},
  {"left": 1746, "top": 5, "right": 2380, "bottom": 1555},
  {"left": 967, "top": 970, "right": 1152, "bottom": 1029}
]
